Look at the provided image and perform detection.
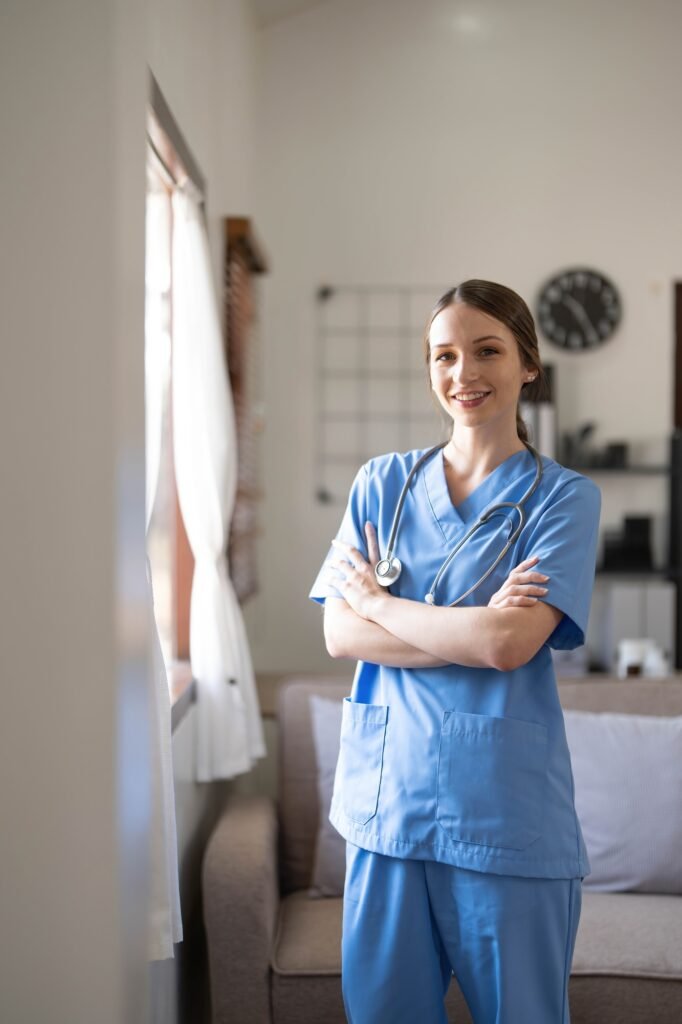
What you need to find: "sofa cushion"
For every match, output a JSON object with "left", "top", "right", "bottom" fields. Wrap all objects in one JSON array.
[
  {"left": 271, "top": 891, "right": 682, "bottom": 1023},
  {"left": 272, "top": 893, "right": 473, "bottom": 1022},
  {"left": 278, "top": 679, "right": 350, "bottom": 893},
  {"left": 275, "top": 891, "right": 682, "bottom": 982},
  {"left": 274, "top": 890, "right": 682, "bottom": 981},
  {"left": 572, "top": 892, "right": 682, "bottom": 980},
  {"left": 564, "top": 710, "right": 682, "bottom": 893},
  {"left": 309, "top": 694, "right": 345, "bottom": 897},
  {"left": 272, "top": 892, "right": 343, "bottom": 975}
]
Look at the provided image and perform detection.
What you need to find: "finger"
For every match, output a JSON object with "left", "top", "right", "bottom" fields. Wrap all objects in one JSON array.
[
  {"left": 506, "top": 584, "right": 548, "bottom": 596},
  {"left": 497, "top": 595, "right": 538, "bottom": 607},
  {"left": 331, "top": 539, "right": 365, "bottom": 565},
  {"left": 323, "top": 569, "right": 346, "bottom": 585},
  {"left": 327, "top": 556, "right": 356, "bottom": 576},
  {"left": 326, "top": 557, "right": 349, "bottom": 573},
  {"left": 505, "top": 569, "right": 550, "bottom": 587},
  {"left": 517, "top": 570, "right": 550, "bottom": 582},
  {"left": 365, "top": 522, "right": 380, "bottom": 565},
  {"left": 512, "top": 556, "right": 540, "bottom": 571},
  {"left": 330, "top": 542, "right": 356, "bottom": 567},
  {"left": 323, "top": 571, "right": 347, "bottom": 589}
]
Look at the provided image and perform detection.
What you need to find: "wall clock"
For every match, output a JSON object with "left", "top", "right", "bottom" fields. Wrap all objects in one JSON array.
[{"left": 537, "top": 268, "right": 621, "bottom": 350}]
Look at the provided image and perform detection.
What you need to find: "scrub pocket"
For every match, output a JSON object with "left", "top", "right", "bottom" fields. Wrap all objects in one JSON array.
[
  {"left": 436, "top": 710, "right": 548, "bottom": 850},
  {"left": 336, "top": 698, "right": 388, "bottom": 825}
]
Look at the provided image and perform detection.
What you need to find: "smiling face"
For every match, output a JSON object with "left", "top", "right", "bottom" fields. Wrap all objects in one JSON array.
[{"left": 428, "top": 301, "right": 533, "bottom": 436}]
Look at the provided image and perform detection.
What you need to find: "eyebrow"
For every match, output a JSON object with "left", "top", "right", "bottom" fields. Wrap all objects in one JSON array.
[{"left": 431, "top": 334, "right": 506, "bottom": 349}]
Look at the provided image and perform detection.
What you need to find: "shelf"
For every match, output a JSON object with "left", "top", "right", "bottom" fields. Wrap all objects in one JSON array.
[
  {"left": 566, "top": 464, "right": 670, "bottom": 475},
  {"left": 596, "top": 568, "right": 679, "bottom": 580}
]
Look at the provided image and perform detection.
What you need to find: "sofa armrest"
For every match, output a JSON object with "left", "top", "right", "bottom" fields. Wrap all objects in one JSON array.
[{"left": 202, "top": 794, "right": 279, "bottom": 1024}]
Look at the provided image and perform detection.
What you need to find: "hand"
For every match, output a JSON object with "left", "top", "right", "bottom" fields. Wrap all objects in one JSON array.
[
  {"left": 487, "top": 555, "right": 549, "bottom": 609},
  {"left": 325, "top": 522, "right": 388, "bottom": 620}
]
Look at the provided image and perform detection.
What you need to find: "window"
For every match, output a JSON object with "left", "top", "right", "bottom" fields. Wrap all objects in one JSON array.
[{"left": 144, "top": 79, "right": 203, "bottom": 672}]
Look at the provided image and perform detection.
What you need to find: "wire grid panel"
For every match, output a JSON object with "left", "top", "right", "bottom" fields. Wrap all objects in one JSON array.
[{"left": 314, "top": 285, "right": 450, "bottom": 504}]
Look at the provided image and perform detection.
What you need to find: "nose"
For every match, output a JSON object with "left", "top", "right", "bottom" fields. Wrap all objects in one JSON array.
[{"left": 451, "top": 354, "right": 480, "bottom": 387}]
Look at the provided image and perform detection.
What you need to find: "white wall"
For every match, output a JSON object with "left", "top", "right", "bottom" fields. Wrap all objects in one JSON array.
[
  {"left": 0, "top": 2, "right": 261, "bottom": 1021},
  {"left": 250, "top": 0, "right": 682, "bottom": 672},
  {"left": 0, "top": 2, "right": 149, "bottom": 1021}
]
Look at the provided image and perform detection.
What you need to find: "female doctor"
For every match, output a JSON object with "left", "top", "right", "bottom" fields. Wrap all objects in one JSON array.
[{"left": 309, "top": 279, "right": 601, "bottom": 1024}]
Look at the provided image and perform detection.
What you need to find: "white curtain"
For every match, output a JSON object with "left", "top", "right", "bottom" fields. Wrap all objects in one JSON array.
[
  {"left": 171, "top": 188, "right": 265, "bottom": 781},
  {"left": 145, "top": 191, "right": 183, "bottom": 961},
  {"left": 145, "top": 557, "right": 183, "bottom": 960}
]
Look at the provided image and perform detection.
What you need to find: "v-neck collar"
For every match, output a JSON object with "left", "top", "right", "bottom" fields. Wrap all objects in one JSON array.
[{"left": 422, "top": 445, "right": 533, "bottom": 539}]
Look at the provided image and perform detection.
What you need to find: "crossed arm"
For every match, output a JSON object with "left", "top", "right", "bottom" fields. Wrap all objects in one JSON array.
[{"left": 322, "top": 524, "right": 563, "bottom": 672}]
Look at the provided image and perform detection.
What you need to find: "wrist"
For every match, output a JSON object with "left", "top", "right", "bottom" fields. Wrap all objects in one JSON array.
[{"left": 368, "top": 590, "right": 392, "bottom": 624}]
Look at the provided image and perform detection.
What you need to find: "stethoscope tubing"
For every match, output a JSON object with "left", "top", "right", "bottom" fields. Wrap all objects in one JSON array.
[{"left": 376, "top": 441, "right": 544, "bottom": 606}]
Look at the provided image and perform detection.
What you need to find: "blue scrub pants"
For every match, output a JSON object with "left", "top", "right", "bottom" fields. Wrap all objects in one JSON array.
[{"left": 342, "top": 842, "right": 581, "bottom": 1024}]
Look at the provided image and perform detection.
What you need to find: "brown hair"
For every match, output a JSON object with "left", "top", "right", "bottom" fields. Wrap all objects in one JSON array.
[{"left": 423, "top": 279, "right": 548, "bottom": 444}]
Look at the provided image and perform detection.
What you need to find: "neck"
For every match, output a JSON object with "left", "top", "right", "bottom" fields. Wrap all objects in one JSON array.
[{"left": 444, "top": 426, "right": 526, "bottom": 478}]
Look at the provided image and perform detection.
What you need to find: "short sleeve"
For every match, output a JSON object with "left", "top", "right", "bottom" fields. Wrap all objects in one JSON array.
[
  {"left": 517, "top": 476, "right": 601, "bottom": 650},
  {"left": 309, "top": 464, "right": 370, "bottom": 606}
]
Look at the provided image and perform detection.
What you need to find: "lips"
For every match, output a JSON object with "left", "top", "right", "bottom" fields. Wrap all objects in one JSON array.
[{"left": 451, "top": 391, "right": 491, "bottom": 408}]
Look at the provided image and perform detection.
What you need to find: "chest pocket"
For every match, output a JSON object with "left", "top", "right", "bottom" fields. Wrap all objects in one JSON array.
[
  {"left": 335, "top": 698, "right": 388, "bottom": 825},
  {"left": 436, "top": 710, "right": 548, "bottom": 850}
]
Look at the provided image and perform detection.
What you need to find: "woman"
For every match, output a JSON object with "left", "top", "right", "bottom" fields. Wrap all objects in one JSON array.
[{"left": 309, "top": 279, "right": 601, "bottom": 1023}]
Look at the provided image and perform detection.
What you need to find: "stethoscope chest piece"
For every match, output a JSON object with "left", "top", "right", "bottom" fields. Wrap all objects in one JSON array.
[{"left": 375, "top": 557, "right": 402, "bottom": 587}]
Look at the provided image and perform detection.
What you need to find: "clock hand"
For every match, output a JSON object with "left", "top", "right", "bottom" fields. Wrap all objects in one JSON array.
[{"left": 562, "top": 294, "right": 599, "bottom": 344}]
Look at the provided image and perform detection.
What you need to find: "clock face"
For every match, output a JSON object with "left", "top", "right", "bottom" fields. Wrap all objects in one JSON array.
[{"left": 536, "top": 268, "right": 621, "bottom": 350}]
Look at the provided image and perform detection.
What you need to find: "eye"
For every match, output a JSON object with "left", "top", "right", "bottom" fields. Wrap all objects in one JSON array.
[
  {"left": 434, "top": 351, "right": 455, "bottom": 361},
  {"left": 479, "top": 347, "right": 498, "bottom": 356}
]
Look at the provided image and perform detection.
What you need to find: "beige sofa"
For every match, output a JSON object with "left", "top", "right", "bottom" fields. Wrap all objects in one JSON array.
[{"left": 202, "top": 677, "right": 682, "bottom": 1023}]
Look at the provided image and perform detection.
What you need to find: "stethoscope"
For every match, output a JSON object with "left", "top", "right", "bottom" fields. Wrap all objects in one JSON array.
[{"left": 374, "top": 441, "right": 544, "bottom": 606}]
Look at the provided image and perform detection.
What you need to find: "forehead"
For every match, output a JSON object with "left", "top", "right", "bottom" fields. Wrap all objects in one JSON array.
[{"left": 429, "top": 302, "right": 514, "bottom": 348}]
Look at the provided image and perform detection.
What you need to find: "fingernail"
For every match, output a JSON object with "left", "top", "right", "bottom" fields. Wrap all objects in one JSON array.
[
  {"left": 539, "top": 587, "right": 548, "bottom": 593},
  {"left": 540, "top": 574, "right": 549, "bottom": 581}
]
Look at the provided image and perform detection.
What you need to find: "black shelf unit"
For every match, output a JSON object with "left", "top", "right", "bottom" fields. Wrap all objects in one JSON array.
[
  {"left": 671, "top": 430, "right": 682, "bottom": 668},
  {"left": 596, "top": 568, "right": 679, "bottom": 579},
  {"left": 573, "top": 431, "right": 681, "bottom": 670},
  {"left": 566, "top": 465, "right": 670, "bottom": 475}
]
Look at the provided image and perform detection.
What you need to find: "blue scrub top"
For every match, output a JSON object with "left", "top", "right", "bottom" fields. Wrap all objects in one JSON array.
[{"left": 309, "top": 446, "right": 602, "bottom": 880}]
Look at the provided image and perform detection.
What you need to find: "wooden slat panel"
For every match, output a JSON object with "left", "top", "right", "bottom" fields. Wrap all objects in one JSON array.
[
  {"left": 671, "top": 280, "right": 675, "bottom": 428},
  {"left": 224, "top": 221, "right": 265, "bottom": 603}
]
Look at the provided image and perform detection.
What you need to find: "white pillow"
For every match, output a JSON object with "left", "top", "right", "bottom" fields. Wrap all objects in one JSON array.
[
  {"left": 308, "top": 695, "right": 345, "bottom": 897},
  {"left": 563, "top": 710, "right": 682, "bottom": 894}
]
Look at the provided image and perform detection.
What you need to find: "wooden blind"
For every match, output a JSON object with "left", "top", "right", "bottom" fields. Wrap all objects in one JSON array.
[{"left": 224, "top": 218, "right": 268, "bottom": 603}]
